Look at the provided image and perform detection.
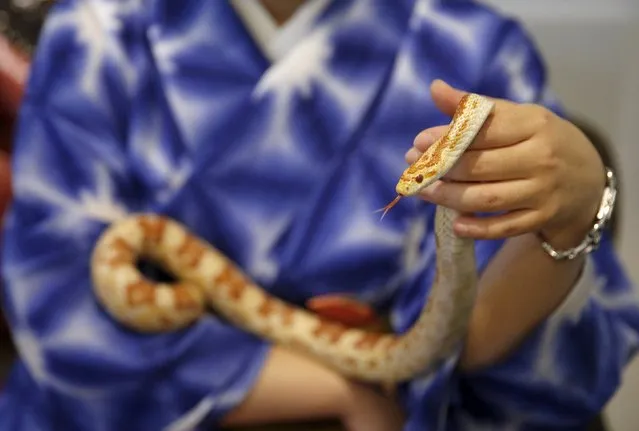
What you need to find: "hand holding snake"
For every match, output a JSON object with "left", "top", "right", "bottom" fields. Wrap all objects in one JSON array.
[
  {"left": 407, "top": 80, "right": 606, "bottom": 249},
  {"left": 309, "top": 81, "right": 609, "bottom": 364}
]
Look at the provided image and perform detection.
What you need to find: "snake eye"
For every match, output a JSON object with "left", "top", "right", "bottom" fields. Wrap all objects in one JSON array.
[{"left": 414, "top": 174, "right": 424, "bottom": 184}]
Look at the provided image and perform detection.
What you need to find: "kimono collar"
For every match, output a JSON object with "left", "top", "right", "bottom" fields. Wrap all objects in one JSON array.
[
  {"left": 147, "top": 0, "right": 415, "bottom": 165},
  {"left": 230, "top": 0, "right": 331, "bottom": 63}
]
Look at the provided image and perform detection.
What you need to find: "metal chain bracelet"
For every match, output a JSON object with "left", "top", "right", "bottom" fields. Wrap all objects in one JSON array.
[{"left": 539, "top": 166, "right": 617, "bottom": 261}]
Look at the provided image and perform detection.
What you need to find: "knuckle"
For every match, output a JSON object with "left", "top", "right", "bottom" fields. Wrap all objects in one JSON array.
[
  {"left": 523, "top": 104, "right": 554, "bottom": 134},
  {"left": 537, "top": 144, "right": 560, "bottom": 172},
  {"left": 467, "top": 154, "right": 486, "bottom": 178},
  {"left": 482, "top": 222, "right": 513, "bottom": 239},
  {"left": 478, "top": 189, "right": 502, "bottom": 211},
  {"left": 499, "top": 223, "right": 520, "bottom": 238},
  {"left": 540, "top": 109, "right": 554, "bottom": 127},
  {"left": 533, "top": 105, "right": 554, "bottom": 129}
]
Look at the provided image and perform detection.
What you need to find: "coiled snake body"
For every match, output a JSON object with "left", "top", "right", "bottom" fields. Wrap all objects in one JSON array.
[{"left": 91, "top": 94, "right": 495, "bottom": 383}]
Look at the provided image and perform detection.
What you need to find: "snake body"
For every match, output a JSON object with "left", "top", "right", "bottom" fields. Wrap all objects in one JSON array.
[{"left": 90, "top": 93, "right": 495, "bottom": 383}]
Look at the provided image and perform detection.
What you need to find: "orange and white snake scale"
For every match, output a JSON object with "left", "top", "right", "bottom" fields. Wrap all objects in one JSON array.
[{"left": 90, "top": 93, "right": 495, "bottom": 383}]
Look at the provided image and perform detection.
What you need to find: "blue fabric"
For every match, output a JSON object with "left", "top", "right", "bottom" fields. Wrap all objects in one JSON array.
[{"left": 1, "top": 0, "right": 638, "bottom": 430}]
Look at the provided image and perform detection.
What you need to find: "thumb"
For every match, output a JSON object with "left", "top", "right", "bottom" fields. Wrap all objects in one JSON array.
[{"left": 430, "top": 79, "right": 468, "bottom": 116}]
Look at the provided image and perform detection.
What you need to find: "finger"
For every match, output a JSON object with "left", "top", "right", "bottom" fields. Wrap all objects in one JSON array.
[
  {"left": 406, "top": 125, "right": 449, "bottom": 163},
  {"left": 405, "top": 147, "right": 422, "bottom": 165},
  {"left": 453, "top": 209, "right": 547, "bottom": 240},
  {"left": 418, "top": 178, "right": 539, "bottom": 214},
  {"left": 429, "top": 79, "right": 471, "bottom": 116},
  {"left": 412, "top": 125, "right": 449, "bottom": 152},
  {"left": 443, "top": 142, "right": 536, "bottom": 182},
  {"left": 430, "top": 80, "right": 549, "bottom": 149}
]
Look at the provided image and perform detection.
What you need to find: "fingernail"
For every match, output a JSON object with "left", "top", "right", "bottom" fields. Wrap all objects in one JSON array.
[
  {"left": 405, "top": 148, "right": 420, "bottom": 162},
  {"left": 413, "top": 130, "right": 433, "bottom": 147},
  {"left": 455, "top": 223, "right": 476, "bottom": 237},
  {"left": 432, "top": 79, "right": 452, "bottom": 90}
]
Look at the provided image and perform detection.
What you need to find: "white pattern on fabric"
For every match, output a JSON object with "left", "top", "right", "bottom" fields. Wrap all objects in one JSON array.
[{"left": 1, "top": 1, "right": 637, "bottom": 430}]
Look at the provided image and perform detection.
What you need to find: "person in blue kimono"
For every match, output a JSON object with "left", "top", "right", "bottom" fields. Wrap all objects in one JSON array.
[{"left": 1, "top": 1, "right": 637, "bottom": 430}]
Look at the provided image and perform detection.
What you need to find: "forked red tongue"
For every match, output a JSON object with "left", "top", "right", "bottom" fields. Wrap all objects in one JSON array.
[{"left": 374, "top": 195, "right": 402, "bottom": 219}]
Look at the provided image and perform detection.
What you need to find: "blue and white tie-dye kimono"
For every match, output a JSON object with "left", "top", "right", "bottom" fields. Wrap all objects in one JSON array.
[{"left": 1, "top": 1, "right": 638, "bottom": 430}]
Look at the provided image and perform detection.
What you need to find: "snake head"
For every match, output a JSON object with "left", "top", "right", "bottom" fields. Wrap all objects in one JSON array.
[
  {"left": 395, "top": 166, "right": 437, "bottom": 197},
  {"left": 376, "top": 155, "right": 439, "bottom": 219},
  {"left": 376, "top": 165, "right": 437, "bottom": 219},
  {"left": 380, "top": 92, "right": 494, "bottom": 219}
]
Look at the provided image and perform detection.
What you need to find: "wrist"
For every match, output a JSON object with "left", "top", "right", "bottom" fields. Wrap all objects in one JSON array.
[
  {"left": 539, "top": 215, "right": 595, "bottom": 251},
  {"left": 539, "top": 166, "right": 617, "bottom": 260}
]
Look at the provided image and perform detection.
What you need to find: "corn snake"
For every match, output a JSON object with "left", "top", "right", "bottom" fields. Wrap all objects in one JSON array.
[{"left": 90, "top": 93, "right": 495, "bottom": 383}]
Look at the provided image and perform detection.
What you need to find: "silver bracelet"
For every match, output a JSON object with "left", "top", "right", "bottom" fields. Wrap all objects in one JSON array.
[{"left": 539, "top": 167, "right": 617, "bottom": 261}]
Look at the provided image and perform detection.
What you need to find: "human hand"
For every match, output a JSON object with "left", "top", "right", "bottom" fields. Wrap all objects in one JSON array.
[{"left": 406, "top": 80, "right": 606, "bottom": 249}]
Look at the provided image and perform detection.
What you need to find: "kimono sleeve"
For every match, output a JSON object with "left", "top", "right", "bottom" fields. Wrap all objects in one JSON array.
[
  {"left": 449, "top": 19, "right": 639, "bottom": 429},
  {"left": 0, "top": 2, "right": 268, "bottom": 431}
]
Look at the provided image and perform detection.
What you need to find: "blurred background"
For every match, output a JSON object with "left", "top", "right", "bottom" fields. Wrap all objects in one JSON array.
[
  {"left": 480, "top": 1, "right": 639, "bottom": 430},
  {"left": 0, "top": 1, "right": 638, "bottom": 430}
]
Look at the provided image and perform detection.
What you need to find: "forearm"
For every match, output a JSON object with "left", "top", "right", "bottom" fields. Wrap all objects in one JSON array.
[
  {"left": 460, "top": 231, "right": 587, "bottom": 371},
  {"left": 221, "top": 345, "right": 404, "bottom": 430},
  {"left": 220, "top": 346, "right": 351, "bottom": 427}
]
